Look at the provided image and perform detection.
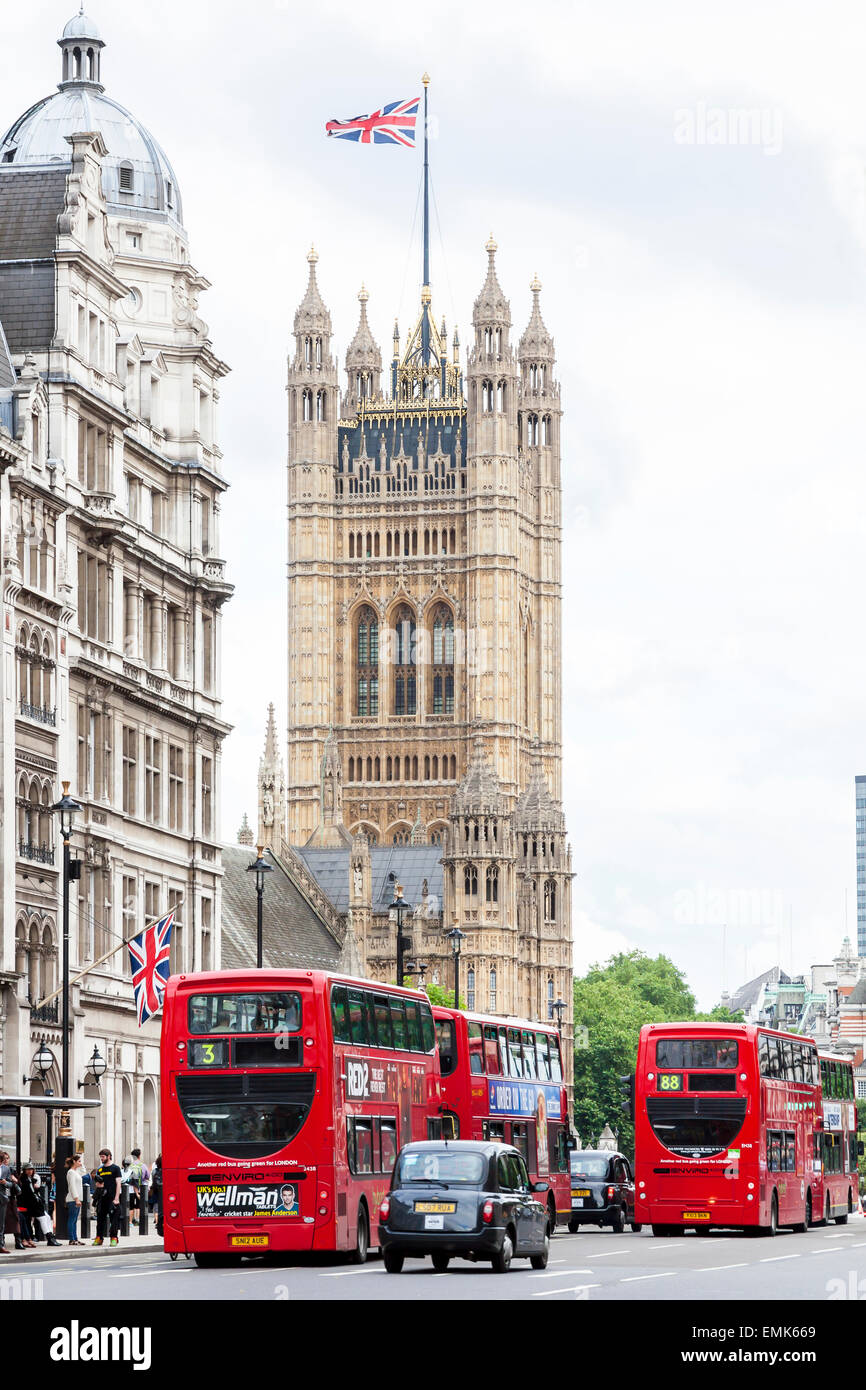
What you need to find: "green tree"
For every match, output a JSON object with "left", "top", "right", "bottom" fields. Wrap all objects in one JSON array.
[{"left": 583, "top": 949, "right": 696, "bottom": 1016}]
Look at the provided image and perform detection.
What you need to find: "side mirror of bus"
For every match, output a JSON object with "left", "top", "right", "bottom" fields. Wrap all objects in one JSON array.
[{"left": 532, "top": 1181, "right": 550, "bottom": 1193}]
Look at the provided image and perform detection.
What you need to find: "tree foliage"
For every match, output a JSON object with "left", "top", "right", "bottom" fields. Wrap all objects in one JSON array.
[{"left": 572, "top": 950, "right": 744, "bottom": 1156}]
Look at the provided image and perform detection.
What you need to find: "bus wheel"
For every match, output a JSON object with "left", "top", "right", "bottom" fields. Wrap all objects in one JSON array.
[
  {"left": 835, "top": 1195, "right": 850, "bottom": 1227},
  {"left": 548, "top": 1196, "right": 557, "bottom": 1232},
  {"left": 759, "top": 1193, "right": 778, "bottom": 1238},
  {"left": 652, "top": 1224, "right": 680, "bottom": 1236},
  {"left": 350, "top": 1204, "right": 369, "bottom": 1264},
  {"left": 822, "top": 1193, "right": 831, "bottom": 1226},
  {"left": 631, "top": 1222, "right": 643, "bottom": 1233},
  {"left": 793, "top": 1191, "right": 811, "bottom": 1234}
]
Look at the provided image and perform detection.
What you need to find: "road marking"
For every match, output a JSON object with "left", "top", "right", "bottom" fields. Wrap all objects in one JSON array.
[
  {"left": 111, "top": 1266, "right": 194, "bottom": 1278},
  {"left": 590, "top": 1248, "right": 632, "bottom": 1258},
  {"left": 696, "top": 1263, "right": 748, "bottom": 1272},
  {"left": 320, "top": 1266, "right": 382, "bottom": 1277},
  {"left": 850, "top": 1242, "right": 866, "bottom": 1248},
  {"left": 529, "top": 1268, "right": 593, "bottom": 1278},
  {"left": 809, "top": 1248, "right": 837, "bottom": 1255},
  {"left": 533, "top": 1283, "right": 600, "bottom": 1297},
  {"left": 621, "top": 1271, "right": 677, "bottom": 1282},
  {"left": 824, "top": 1234, "right": 844, "bottom": 1239},
  {"left": 760, "top": 1254, "right": 800, "bottom": 1263}
]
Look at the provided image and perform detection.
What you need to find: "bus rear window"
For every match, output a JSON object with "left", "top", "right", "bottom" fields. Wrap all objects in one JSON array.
[
  {"left": 188, "top": 992, "right": 301, "bottom": 1035},
  {"left": 655, "top": 1038, "right": 738, "bottom": 1069}
]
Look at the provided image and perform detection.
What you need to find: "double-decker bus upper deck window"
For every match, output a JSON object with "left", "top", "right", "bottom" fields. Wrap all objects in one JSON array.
[
  {"left": 508, "top": 1028, "right": 524, "bottom": 1078},
  {"left": 535, "top": 1032, "right": 551, "bottom": 1081},
  {"left": 549, "top": 1035, "right": 563, "bottom": 1082},
  {"left": 420, "top": 1002, "right": 435, "bottom": 1053},
  {"left": 498, "top": 1027, "right": 509, "bottom": 1076},
  {"left": 436, "top": 1018, "right": 457, "bottom": 1075},
  {"left": 348, "top": 988, "right": 368, "bottom": 1045},
  {"left": 331, "top": 985, "right": 350, "bottom": 1043},
  {"left": 405, "top": 999, "right": 423, "bottom": 1052},
  {"left": 390, "top": 997, "right": 408, "bottom": 1050},
  {"left": 373, "top": 995, "right": 392, "bottom": 1048},
  {"left": 484, "top": 1026, "right": 501, "bottom": 1074},
  {"left": 522, "top": 1031, "right": 537, "bottom": 1079},
  {"left": 468, "top": 1021, "right": 484, "bottom": 1074},
  {"left": 655, "top": 1038, "right": 739, "bottom": 1069},
  {"left": 188, "top": 992, "right": 301, "bottom": 1035}
]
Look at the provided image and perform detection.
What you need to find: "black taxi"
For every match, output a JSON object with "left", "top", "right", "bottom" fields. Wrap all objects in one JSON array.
[
  {"left": 568, "top": 1149, "right": 641, "bottom": 1233},
  {"left": 377, "top": 1140, "right": 551, "bottom": 1273}
]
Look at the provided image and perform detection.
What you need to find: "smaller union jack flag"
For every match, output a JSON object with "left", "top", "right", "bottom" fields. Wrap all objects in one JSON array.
[
  {"left": 326, "top": 97, "right": 419, "bottom": 147},
  {"left": 128, "top": 911, "right": 175, "bottom": 1027}
]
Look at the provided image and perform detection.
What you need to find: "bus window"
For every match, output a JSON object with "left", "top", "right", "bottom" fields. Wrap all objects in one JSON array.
[
  {"left": 347, "top": 989, "right": 369, "bottom": 1045},
  {"left": 535, "top": 1032, "right": 551, "bottom": 1081},
  {"left": 780, "top": 1040, "right": 794, "bottom": 1082},
  {"left": 331, "top": 985, "right": 350, "bottom": 1043},
  {"left": 783, "top": 1132, "right": 796, "bottom": 1172},
  {"left": 380, "top": 1119, "right": 398, "bottom": 1173},
  {"left": 550, "top": 1123, "right": 569, "bottom": 1172},
  {"left": 549, "top": 1035, "right": 563, "bottom": 1083},
  {"left": 483, "top": 1120, "right": 505, "bottom": 1143},
  {"left": 508, "top": 1029, "right": 524, "bottom": 1078},
  {"left": 484, "top": 1025, "right": 501, "bottom": 1074},
  {"left": 405, "top": 999, "right": 423, "bottom": 1052},
  {"left": 510, "top": 1122, "right": 529, "bottom": 1164},
  {"left": 521, "top": 1031, "right": 537, "bottom": 1079},
  {"left": 349, "top": 1118, "right": 373, "bottom": 1174},
  {"left": 468, "top": 1021, "right": 484, "bottom": 1075},
  {"left": 497, "top": 1027, "right": 509, "bottom": 1076},
  {"left": 436, "top": 1018, "right": 457, "bottom": 1076},
  {"left": 792, "top": 1047, "right": 804, "bottom": 1084},
  {"left": 373, "top": 995, "right": 393, "bottom": 1048},
  {"left": 420, "top": 1002, "right": 436, "bottom": 1053},
  {"left": 767, "top": 1132, "right": 782, "bottom": 1171},
  {"left": 390, "top": 996, "right": 408, "bottom": 1050}
]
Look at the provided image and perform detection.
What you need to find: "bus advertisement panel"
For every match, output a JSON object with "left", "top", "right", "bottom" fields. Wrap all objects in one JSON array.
[{"left": 161, "top": 969, "right": 441, "bottom": 1265}]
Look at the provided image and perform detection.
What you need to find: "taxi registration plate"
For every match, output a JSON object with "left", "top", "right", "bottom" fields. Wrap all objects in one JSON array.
[
  {"left": 414, "top": 1201, "right": 456, "bottom": 1214},
  {"left": 573, "top": 1188, "right": 591, "bottom": 1197},
  {"left": 682, "top": 1211, "right": 711, "bottom": 1221},
  {"left": 230, "top": 1235, "right": 269, "bottom": 1247}
]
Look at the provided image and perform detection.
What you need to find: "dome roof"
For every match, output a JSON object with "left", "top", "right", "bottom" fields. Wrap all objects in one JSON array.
[
  {"left": 61, "top": 10, "right": 102, "bottom": 42},
  {"left": 0, "top": 12, "right": 183, "bottom": 227}
]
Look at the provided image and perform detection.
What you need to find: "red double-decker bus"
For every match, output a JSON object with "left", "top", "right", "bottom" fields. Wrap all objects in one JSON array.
[
  {"left": 634, "top": 1022, "right": 823, "bottom": 1235},
  {"left": 432, "top": 1006, "right": 571, "bottom": 1229},
  {"left": 815, "top": 1052, "right": 860, "bottom": 1225},
  {"left": 161, "top": 969, "right": 441, "bottom": 1265}
]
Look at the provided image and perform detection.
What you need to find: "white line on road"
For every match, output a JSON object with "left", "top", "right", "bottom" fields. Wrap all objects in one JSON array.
[
  {"left": 696, "top": 1263, "right": 748, "bottom": 1272},
  {"left": 533, "top": 1283, "right": 600, "bottom": 1297},
  {"left": 850, "top": 1242, "right": 866, "bottom": 1248},
  {"left": 760, "top": 1254, "right": 801, "bottom": 1263},
  {"left": 529, "top": 1268, "right": 594, "bottom": 1278},
  {"left": 620, "top": 1271, "right": 677, "bottom": 1282},
  {"left": 320, "top": 1266, "right": 383, "bottom": 1277},
  {"left": 110, "top": 1266, "right": 194, "bottom": 1278},
  {"left": 589, "top": 1248, "right": 632, "bottom": 1258}
]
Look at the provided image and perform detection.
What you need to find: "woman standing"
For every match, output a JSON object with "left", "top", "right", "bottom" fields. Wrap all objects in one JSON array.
[
  {"left": 65, "top": 1154, "right": 84, "bottom": 1245},
  {"left": 148, "top": 1154, "right": 163, "bottom": 1237},
  {"left": 17, "top": 1164, "right": 39, "bottom": 1247}
]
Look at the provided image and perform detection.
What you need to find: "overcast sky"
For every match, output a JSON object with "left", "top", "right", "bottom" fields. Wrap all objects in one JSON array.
[{"left": 7, "top": 1, "right": 866, "bottom": 1008}]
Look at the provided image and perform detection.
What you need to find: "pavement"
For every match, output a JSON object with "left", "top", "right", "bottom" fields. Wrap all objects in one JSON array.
[{"left": 2, "top": 1232, "right": 164, "bottom": 1263}]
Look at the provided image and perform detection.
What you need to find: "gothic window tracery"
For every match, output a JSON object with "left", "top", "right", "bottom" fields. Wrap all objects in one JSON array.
[
  {"left": 486, "top": 866, "right": 499, "bottom": 904},
  {"left": 464, "top": 864, "right": 478, "bottom": 898},
  {"left": 489, "top": 968, "right": 497, "bottom": 1011},
  {"left": 355, "top": 605, "right": 379, "bottom": 717},
  {"left": 392, "top": 604, "right": 416, "bottom": 716},
  {"left": 430, "top": 603, "right": 455, "bottom": 715},
  {"left": 544, "top": 879, "right": 557, "bottom": 922}
]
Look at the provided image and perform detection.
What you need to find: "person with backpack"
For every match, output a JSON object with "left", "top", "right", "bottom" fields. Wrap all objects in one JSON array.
[{"left": 127, "top": 1148, "right": 150, "bottom": 1226}]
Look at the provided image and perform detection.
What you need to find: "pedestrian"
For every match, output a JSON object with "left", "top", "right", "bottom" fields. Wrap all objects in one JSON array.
[
  {"left": 149, "top": 1154, "right": 163, "bottom": 1237},
  {"left": 4, "top": 1168, "right": 23, "bottom": 1249},
  {"left": 128, "top": 1148, "right": 149, "bottom": 1225},
  {"left": 0, "top": 1151, "right": 11, "bottom": 1253},
  {"left": 93, "top": 1147, "right": 122, "bottom": 1247},
  {"left": 19, "top": 1163, "right": 57, "bottom": 1246},
  {"left": 65, "top": 1154, "right": 85, "bottom": 1245}
]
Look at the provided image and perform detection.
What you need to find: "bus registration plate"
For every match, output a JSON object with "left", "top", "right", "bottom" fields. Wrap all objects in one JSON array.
[
  {"left": 415, "top": 1202, "right": 456, "bottom": 1214},
  {"left": 230, "top": 1235, "right": 269, "bottom": 1247},
  {"left": 682, "top": 1211, "right": 711, "bottom": 1221}
]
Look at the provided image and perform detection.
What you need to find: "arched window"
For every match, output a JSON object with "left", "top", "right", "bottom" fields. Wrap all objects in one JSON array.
[
  {"left": 467, "top": 967, "right": 476, "bottom": 1010},
  {"left": 316, "top": 390, "right": 326, "bottom": 422},
  {"left": 527, "top": 414, "right": 539, "bottom": 446},
  {"left": 430, "top": 603, "right": 455, "bottom": 715},
  {"left": 302, "top": 388, "right": 313, "bottom": 421},
  {"left": 392, "top": 604, "right": 416, "bottom": 715},
  {"left": 541, "top": 414, "right": 551, "bottom": 445},
  {"left": 489, "top": 968, "right": 497, "bottom": 1012},
  {"left": 355, "top": 605, "right": 379, "bottom": 716},
  {"left": 547, "top": 978, "right": 555, "bottom": 1020},
  {"left": 544, "top": 879, "right": 556, "bottom": 922},
  {"left": 464, "top": 865, "right": 478, "bottom": 899},
  {"left": 486, "top": 866, "right": 499, "bottom": 904},
  {"left": 315, "top": 338, "right": 322, "bottom": 367},
  {"left": 496, "top": 380, "right": 506, "bottom": 412},
  {"left": 304, "top": 337, "right": 312, "bottom": 365},
  {"left": 481, "top": 380, "right": 493, "bottom": 413}
]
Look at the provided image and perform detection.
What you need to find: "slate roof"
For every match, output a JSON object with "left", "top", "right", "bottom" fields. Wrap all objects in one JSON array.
[
  {"left": 0, "top": 168, "right": 68, "bottom": 258},
  {"left": 220, "top": 844, "right": 343, "bottom": 971},
  {"left": 843, "top": 977, "right": 866, "bottom": 1008},
  {"left": 296, "top": 845, "right": 444, "bottom": 917},
  {"left": 728, "top": 965, "right": 789, "bottom": 1016}
]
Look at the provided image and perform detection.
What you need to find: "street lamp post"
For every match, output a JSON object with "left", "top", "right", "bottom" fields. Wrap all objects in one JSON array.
[
  {"left": 246, "top": 846, "right": 273, "bottom": 969},
  {"left": 446, "top": 923, "right": 466, "bottom": 1011},
  {"left": 50, "top": 781, "right": 81, "bottom": 1239},
  {"left": 552, "top": 997, "right": 566, "bottom": 1034},
  {"left": 388, "top": 884, "right": 412, "bottom": 987}
]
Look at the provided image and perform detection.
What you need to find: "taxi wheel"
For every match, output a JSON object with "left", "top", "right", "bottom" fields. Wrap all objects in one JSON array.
[
  {"left": 530, "top": 1224, "right": 550, "bottom": 1270},
  {"left": 610, "top": 1207, "right": 625, "bottom": 1234},
  {"left": 491, "top": 1230, "right": 514, "bottom": 1273},
  {"left": 567, "top": 1217, "right": 580, "bottom": 1233},
  {"left": 432, "top": 1253, "right": 450, "bottom": 1273},
  {"left": 383, "top": 1249, "right": 404, "bottom": 1274}
]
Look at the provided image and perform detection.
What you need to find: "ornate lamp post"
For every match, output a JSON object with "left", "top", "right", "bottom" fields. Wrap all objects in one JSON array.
[
  {"left": 78, "top": 1045, "right": 107, "bottom": 1089},
  {"left": 446, "top": 923, "right": 466, "bottom": 1011},
  {"left": 246, "top": 846, "right": 273, "bottom": 969},
  {"left": 50, "top": 781, "right": 81, "bottom": 1239},
  {"left": 552, "top": 997, "right": 566, "bottom": 1034},
  {"left": 388, "top": 884, "right": 413, "bottom": 987}
]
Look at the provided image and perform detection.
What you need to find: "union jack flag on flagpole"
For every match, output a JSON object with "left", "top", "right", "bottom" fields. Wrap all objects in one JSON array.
[
  {"left": 128, "top": 910, "right": 175, "bottom": 1027},
  {"left": 326, "top": 97, "right": 420, "bottom": 147}
]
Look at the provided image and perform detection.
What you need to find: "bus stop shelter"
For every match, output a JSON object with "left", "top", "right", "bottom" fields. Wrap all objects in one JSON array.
[{"left": 0, "top": 1096, "right": 102, "bottom": 1171}]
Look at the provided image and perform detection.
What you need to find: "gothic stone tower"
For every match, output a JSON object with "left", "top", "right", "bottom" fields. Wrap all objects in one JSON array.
[{"left": 279, "top": 237, "right": 564, "bottom": 849}]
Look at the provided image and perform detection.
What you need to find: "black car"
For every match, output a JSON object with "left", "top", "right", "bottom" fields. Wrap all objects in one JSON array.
[
  {"left": 568, "top": 1149, "right": 641, "bottom": 1233},
  {"left": 377, "top": 1140, "right": 552, "bottom": 1273}
]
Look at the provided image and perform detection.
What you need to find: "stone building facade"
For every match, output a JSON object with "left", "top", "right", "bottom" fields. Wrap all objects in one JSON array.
[
  {"left": 0, "top": 10, "right": 231, "bottom": 1166},
  {"left": 258, "top": 231, "right": 573, "bottom": 1061}
]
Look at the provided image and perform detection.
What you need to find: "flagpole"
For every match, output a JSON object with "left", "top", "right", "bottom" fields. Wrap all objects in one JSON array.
[
  {"left": 32, "top": 903, "right": 183, "bottom": 1013},
  {"left": 421, "top": 71, "right": 431, "bottom": 365}
]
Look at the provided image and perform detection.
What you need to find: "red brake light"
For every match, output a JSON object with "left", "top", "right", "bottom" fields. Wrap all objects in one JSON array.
[
  {"left": 607, "top": 1186, "right": 615, "bottom": 1199},
  {"left": 482, "top": 1200, "right": 494, "bottom": 1224},
  {"left": 379, "top": 1197, "right": 390, "bottom": 1221}
]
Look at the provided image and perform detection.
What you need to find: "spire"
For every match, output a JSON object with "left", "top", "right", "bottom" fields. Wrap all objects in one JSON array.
[
  {"left": 305, "top": 727, "right": 352, "bottom": 847},
  {"left": 293, "top": 245, "right": 332, "bottom": 338},
  {"left": 451, "top": 734, "right": 508, "bottom": 815},
  {"left": 237, "top": 813, "right": 254, "bottom": 847},
  {"left": 257, "top": 703, "right": 285, "bottom": 849},
  {"left": 346, "top": 284, "right": 382, "bottom": 372},
  {"left": 262, "top": 702, "right": 279, "bottom": 765},
  {"left": 472, "top": 234, "right": 510, "bottom": 328},
  {"left": 515, "top": 744, "right": 564, "bottom": 830},
  {"left": 518, "top": 271, "right": 554, "bottom": 362},
  {"left": 58, "top": 8, "right": 105, "bottom": 90}
]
